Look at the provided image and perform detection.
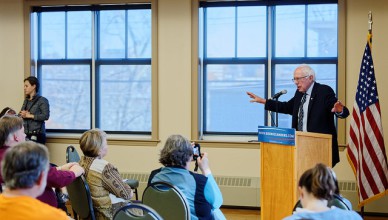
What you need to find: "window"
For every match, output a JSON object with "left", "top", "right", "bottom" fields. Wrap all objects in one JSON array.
[
  {"left": 199, "top": 1, "right": 338, "bottom": 134},
  {"left": 31, "top": 5, "right": 152, "bottom": 133}
]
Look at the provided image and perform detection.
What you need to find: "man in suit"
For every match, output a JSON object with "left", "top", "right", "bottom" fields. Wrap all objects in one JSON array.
[{"left": 247, "top": 64, "right": 349, "bottom": 167}]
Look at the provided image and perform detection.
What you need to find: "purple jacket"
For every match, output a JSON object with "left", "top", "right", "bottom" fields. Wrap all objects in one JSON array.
[{"left": 0, "top": 145, "right": 76, "bottom": 207}]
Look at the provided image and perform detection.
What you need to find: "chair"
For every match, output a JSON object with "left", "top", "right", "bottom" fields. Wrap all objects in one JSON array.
[
  {"left": 328, "top": 194, "right": 351, "bottom": 210},
  {"left": 113, "top": 203, "right": 163, "bottom": 220},
  {"left": 65, "top": 145, "right": 140, "bottom": 200},
  {"left": 66, "top": 145, "right": 80, "bottom": 163},
  {"left": 66, "top": 175, "right": 96, "bottom": 220},
  {"left": 124, "top": 179, "right": 140, "bottom": 201},
  {"left": 292, "top": 194, "right": 351, "bottom": 211},
  {"left": 142, "top": 181, "right": 190, "bottom": 220}
]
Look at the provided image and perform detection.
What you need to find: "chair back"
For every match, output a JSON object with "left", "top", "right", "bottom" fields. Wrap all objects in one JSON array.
[
  {"left": 66, "top": 145, "right": 81, "bottom": 163},
  {"left": 292, "top": 194, "right": 351, "bottom": 211},
  {"left": 113, "top": 203, "right": 163, "bottom": 220},
  {"left": 67, "top": 175, "right": 96, "bottom": 220},
  {"left": 142, "top": 181, "right": 190, "bottom": 220},
  {"left": 328, "top": 194, "right": 351, "bottom": 210}
]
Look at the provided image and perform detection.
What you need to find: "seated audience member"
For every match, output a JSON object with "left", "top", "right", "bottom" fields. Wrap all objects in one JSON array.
[
  {"left": 78, "top": 129, "right": 133, "bottom": 220},
  {"left": 148, "top": 134, "right": 226, "bottom": 220},
  {"left": 0, "top": 115, "right": 84, "bottom": 208},
  {"left": 0, "top": 141, "right": 69, "bottom": 219},
  {"left": 0, "top": 107, "right": 17, "bottom": 118},
  {"left": 283, "top": 163, "right": 362, "bottom": 220}
]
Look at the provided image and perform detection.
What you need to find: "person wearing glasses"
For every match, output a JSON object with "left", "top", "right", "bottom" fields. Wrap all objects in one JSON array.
[
  {"left": 19, "top": 76, "right": 50, "bottom": 144},
  {"left": 247, "top": 64, "right": 349, "bottom": 167}
]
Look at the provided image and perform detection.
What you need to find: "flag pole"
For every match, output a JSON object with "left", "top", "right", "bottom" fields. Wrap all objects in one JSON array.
[
  {"left": 360, "top": 11, "right": 373, "bottom": 218},
  {"left": 348, "top": 8, "right": 388, "bottom": 214},
  {"left": 368, "top": 11, "right": 373, "bottom": 48},
  {"left": 368, "top": 11, "right": 373, "bottom": 35}
]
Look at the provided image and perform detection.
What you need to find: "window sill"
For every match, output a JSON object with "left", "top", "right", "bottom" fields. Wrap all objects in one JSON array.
[
  {"left": 192, "top": 135, "right": 346, "bottom": 151},
  {"left": 192, "top": 140, "right": 261, "bottom": 149},
  {"left": 46, "top": 133, "right": 160, "bottom": 146}
]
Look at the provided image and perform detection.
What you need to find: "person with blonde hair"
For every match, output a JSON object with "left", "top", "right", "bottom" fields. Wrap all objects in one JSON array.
[
  {"left": 79, "top": 128, "right": 133, "bottom": 220},
  {"left": 283, "top": 163, "right": 361, "bottom": 220}
]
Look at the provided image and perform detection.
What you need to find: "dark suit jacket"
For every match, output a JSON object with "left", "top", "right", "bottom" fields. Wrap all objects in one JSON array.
[{"left": 265, "top": 82, "right": 349, "bottom": 167}]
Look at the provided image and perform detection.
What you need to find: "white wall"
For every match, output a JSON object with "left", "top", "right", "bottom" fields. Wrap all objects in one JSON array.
[
  {"left": 0, "top": 0, "right": 24, "bottom": 110},
  {"left": 1, "top": 0, "right": 387, "bottom": 212}
]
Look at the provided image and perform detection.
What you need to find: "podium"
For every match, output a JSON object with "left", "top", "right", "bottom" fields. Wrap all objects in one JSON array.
[{"left": 258, "top": 127, "right": 332, "bottom": 220}]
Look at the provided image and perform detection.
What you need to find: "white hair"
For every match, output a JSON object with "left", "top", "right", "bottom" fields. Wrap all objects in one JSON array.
[{"left": 297, "top": 64, "right": 316, "bottom": 81}]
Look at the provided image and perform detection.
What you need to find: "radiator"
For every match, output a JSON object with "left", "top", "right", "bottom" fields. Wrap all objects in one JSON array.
[
  {"left": 121, "top": 172, "right": 260, "bottom": 206},
  {"left": 121, "top": 172, "right": 388, "bottom": 213}
]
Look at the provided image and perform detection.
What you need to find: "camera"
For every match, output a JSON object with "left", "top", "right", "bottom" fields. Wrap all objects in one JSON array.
[
  {"left": 193, "top": 143, "right": 201, "bottom": 161},
  {"left": 30, "top": 135, "right": 38, "bottom": 141},
  {"left": 28, "top": 130, "right": 39, "bottom": 142}
]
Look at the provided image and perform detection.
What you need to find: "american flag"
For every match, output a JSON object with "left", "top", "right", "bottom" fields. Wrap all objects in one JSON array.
[{"left": 347, "top": 34, "right": 388, "bottom": 207}]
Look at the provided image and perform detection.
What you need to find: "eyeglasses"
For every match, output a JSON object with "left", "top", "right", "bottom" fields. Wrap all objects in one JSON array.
[{"left": 292, "top": 75, "right": 310, "bottom": 82}]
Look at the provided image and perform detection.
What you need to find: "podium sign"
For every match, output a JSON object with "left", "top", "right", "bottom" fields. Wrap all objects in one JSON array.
[{"left": 258, "top": 126, "right": 295, "bottom": 146}]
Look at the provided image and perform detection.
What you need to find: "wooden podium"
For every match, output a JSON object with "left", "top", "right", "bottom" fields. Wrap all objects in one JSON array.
[{"left": 259, "top": 129, "right": 332, "bottom": 220}]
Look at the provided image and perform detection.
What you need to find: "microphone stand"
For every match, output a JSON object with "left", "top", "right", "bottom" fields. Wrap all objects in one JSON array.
[{"left": 274, "top": 97, "right": 279, "bottom": 127}]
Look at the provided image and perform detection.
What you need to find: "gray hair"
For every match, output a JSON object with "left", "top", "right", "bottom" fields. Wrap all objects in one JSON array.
[
  {"left": 0, "top": 115, "right": 24, "bottom": 146},
  {"left": 297, "top": 64, "right": 316, "bottom": 81},
  {"left": 159, "top": 134, "right": 193, "bottom": 167},
  {"left": 1, "top": 141, "right": 49, "bottom": 189}
]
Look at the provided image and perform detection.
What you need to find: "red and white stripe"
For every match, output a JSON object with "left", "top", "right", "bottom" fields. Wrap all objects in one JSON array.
[{"left": 347, "top": 100, "right": 388, "bottom": 206}]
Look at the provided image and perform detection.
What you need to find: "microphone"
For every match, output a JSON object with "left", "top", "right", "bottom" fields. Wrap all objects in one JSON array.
[{"left": 272, "top": 89, "right": 287, "bottom": 99}]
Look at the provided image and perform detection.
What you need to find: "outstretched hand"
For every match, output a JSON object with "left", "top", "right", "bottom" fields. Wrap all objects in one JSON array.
[
  {"left": 331, "top": 100, "right": 344, "bottom": 113},
  {"left": 246, "top": 91, "right": 266, "bottom": 104}
]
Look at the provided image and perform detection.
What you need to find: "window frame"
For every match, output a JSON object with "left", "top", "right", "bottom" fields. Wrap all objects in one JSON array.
[
  {"left": 193, "top": 0, "right": 346, "bottom": 146},
  {"left": 24, "top": 0, "right": 160, "bottom": 144}
]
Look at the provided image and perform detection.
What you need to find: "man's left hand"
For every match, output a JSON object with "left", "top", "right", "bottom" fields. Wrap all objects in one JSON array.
[{"left": 331, "top": 100, "right": 344, "bottom": 113}]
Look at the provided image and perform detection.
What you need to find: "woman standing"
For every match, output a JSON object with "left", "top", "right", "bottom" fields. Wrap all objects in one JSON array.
[{"left": 19, "top": 76, "right": 49, "bottom": 144}]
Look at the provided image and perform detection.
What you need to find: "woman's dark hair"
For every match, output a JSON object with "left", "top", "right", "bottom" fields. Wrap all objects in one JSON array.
[
  {"left": 159, "top": 134, "right": 193, "bottom": 167},
  {"left": 24, "top": 76, "right": 40, "bottom": 93},
  {"left": 329, "top": 168, "right": 340, "bottom": 194},
  {"left": 298, "top": 163, "right": 336, "bottom": 200},
  {"left": 0, "top": 107, "right": 16, "bottom": 118}
]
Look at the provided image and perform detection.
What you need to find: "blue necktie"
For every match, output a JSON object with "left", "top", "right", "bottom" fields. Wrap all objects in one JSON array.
[{"left": 298, "top": 93, "right": 307, "bottom": 131}]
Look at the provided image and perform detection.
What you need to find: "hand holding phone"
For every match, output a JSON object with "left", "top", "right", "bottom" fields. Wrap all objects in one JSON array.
[{"left": 193, "top": 143, "right": 201, "bottom": 161}]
